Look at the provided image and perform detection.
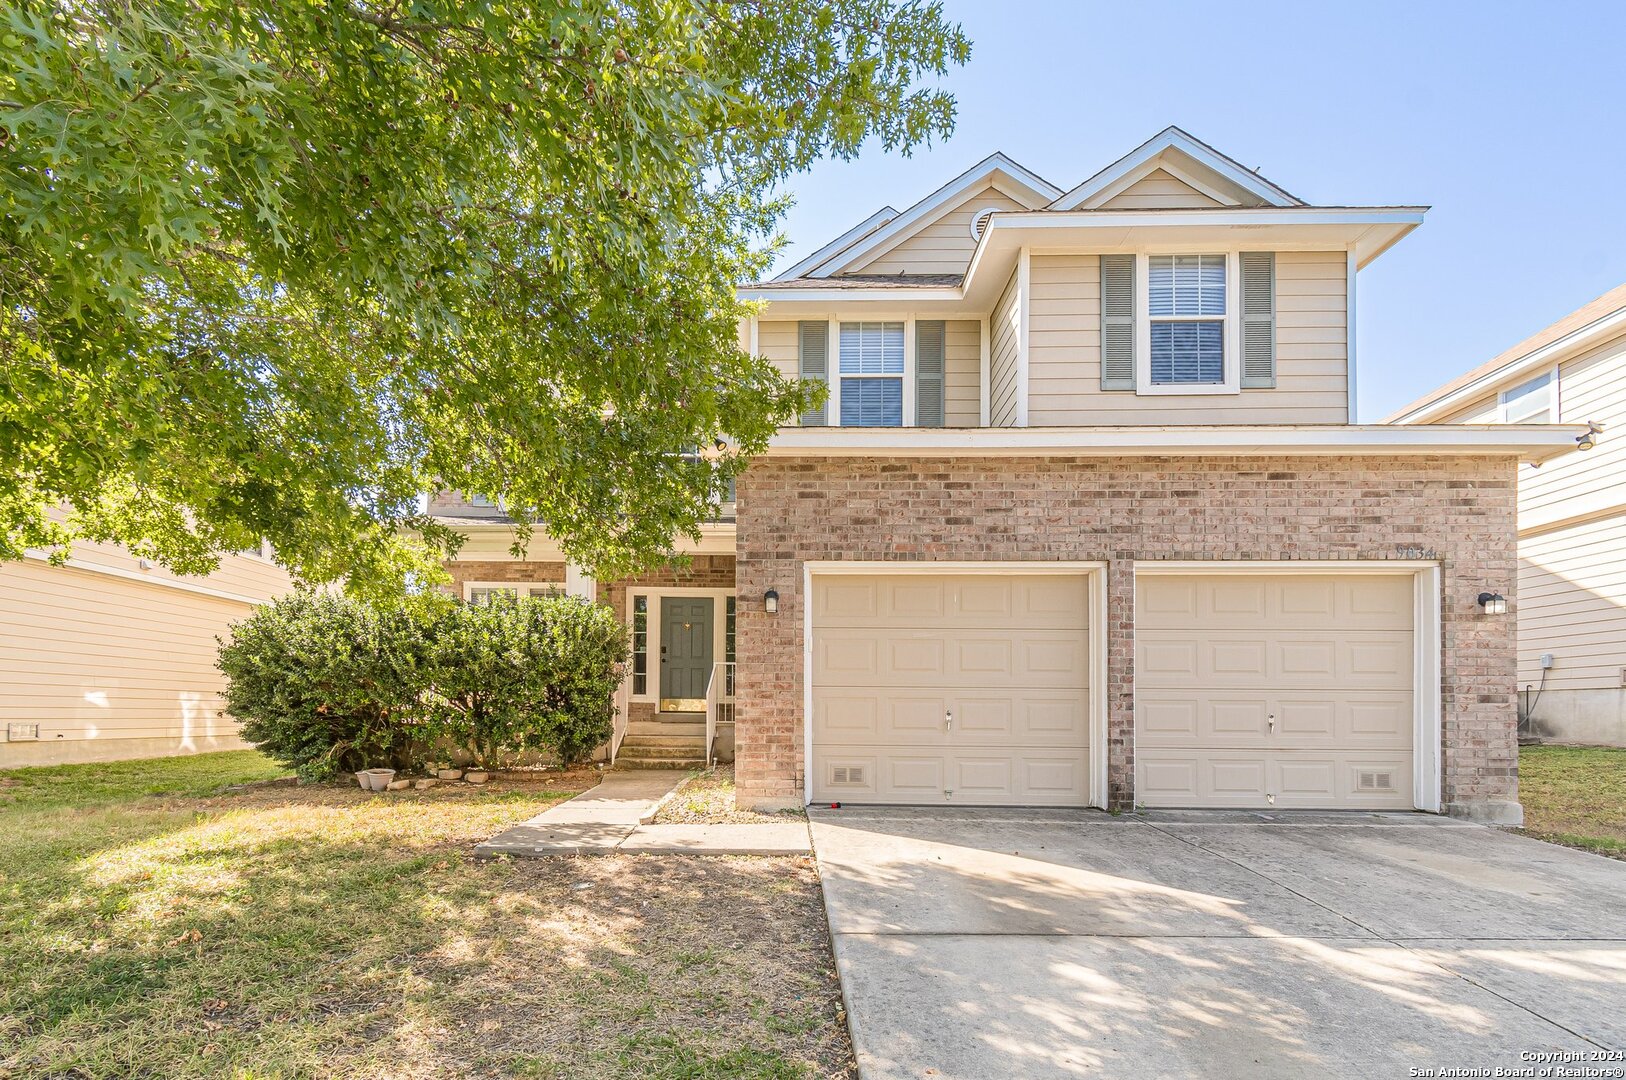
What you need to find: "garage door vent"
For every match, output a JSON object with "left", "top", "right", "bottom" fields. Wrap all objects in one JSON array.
[
  {"left": 830, "top": 765, "right": 865, "bottom": 786},
  {"left": 1358, "top": 770, "right": 1395, "bottom": 792}
]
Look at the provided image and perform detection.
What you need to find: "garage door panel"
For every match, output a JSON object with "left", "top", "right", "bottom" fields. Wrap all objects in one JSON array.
[
  {"left": 816, "top": 628, "right": 1088, "bottom": 688},
  {"left": 813, "top": 574, "right": 1088, "bottom": 629},
  {"left": 1135, "top": 571, "right": 1417, "bottom": 811},
  {"left": 813, "top": 688, "right": 1088, "bottom": 745},
  {"left": 1136, "top": 750, "right": 1414, "bottom": 809},
  {"left": 811, "top": 572, "right": 1093, "bottom": 807},
  {"left": 1136, "top": 691, "right": 1413, "bottom": 749},
  {"left": 1138, "top": 574, "right": 1412, "bottom": 631},
  {"left": 1137, "top": 630, "right": 1412, "bottom": 689}
]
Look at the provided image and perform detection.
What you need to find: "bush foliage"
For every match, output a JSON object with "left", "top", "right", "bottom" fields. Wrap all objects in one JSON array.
[{"left": 218, "top": 592, "right": 628, "bottom": 779}]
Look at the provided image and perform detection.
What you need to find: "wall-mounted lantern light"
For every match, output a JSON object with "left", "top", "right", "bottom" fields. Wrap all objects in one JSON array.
[
  {"left": 764, "top": 588, "right": 779, "bottom": 615},
  {"left": 1477, "top": 592, "right": 1508, "bottom": 615}
]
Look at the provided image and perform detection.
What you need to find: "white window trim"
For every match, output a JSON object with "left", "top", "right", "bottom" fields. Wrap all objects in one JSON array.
[
  {"left": 625, "top": 587, "right": 737, "bottom": 704},
  {"left": 1498, "top": 364, "right": 1560, "bottom": 424},
  {"left": 828, "top": 315, "right": 919, "bottom": 427},
  {"left": 1134, "top": 250, "right": 1242, "bottom": 396},
  {"left": 462, "top": 580, "right": 563, "bottom": 602}
]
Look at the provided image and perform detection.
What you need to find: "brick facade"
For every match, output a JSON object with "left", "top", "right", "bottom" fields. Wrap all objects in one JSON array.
[
  {"left": 444, "top": 560, "right": 568, "bottom": 593},
  {"left": 733, "top": 454, "right": 1519, "bottom": 815},
  {"left": 599, "top": 556, "right": 738, "bottom": 725}
]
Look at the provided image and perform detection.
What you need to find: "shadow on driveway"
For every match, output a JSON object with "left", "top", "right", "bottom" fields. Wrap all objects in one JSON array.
[{"left": 809, "top": 807, "right": 1626, "bottom": 1079}]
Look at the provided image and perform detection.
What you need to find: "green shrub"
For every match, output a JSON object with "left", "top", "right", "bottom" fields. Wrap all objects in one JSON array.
[
  {"left": 217, "top": 592, "right": 435, "bottom": 780},
  {"left": 423, "top": 595, "right": 629, "bottom": 767}
]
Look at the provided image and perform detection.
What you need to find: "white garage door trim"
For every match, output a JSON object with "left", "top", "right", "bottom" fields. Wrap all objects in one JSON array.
[
  {"left": 1134, "top": 561, "right": 1443, "bottom": 812},
  {"left": 803, "top": 561, "right": 1110, "bottom": 809}
]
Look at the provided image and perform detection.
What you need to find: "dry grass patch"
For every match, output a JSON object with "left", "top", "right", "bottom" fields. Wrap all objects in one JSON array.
[
  {"left": 655, "top": 765, "right": 806, "bottom": 825},
  {"left": 0, "top": 751, "right": 852, "bottom": 1079},
  {"left": 1518, "top": 744, "right": 1626, "bottom": 859}
]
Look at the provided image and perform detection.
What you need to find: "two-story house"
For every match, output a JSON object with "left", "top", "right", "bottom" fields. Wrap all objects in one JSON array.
[
  {"left": 1390, "top": 285, "right": 1626, "bottom": 747},
  {"left": 432, "top": 127, "right": 1581, "bottom": 823}
]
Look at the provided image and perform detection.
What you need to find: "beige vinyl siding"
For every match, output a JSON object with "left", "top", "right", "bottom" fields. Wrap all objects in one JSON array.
[
  {"left": 1519, "top": 333, "right": 1626, "bottom": 523},
  {"left": 853, "top": 187, "right": 1028, "bottom": 276},
  {"left": 989, "top": 269, "right": 1020, "bottom": 426},
  {"left": 1025, "top": 251, "right": 1349, "bottom": 425},
  {"left": 758, "top": 319, "right": 801, "bottom": 382},
  {"left": 1098, "top": 169, "right": 1223, "bottom": 210},
  {"left": 944, "top": 320, "right": 981, "bottom": 426},
  {"left": 1518, "top": 513, "right": 1626, "bottom": 691},
  {"left": 1, "top": 547, "right": 294, "bottom": 767}
]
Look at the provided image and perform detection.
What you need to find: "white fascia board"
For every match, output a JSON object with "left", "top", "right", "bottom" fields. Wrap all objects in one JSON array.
[
  {"left": 772, "top": 206, "right": 899, "bottom": 281},
  {"left": 446, "top": 523, "right": 737, "bottom": 560},
  {"left": 763, "top": 424, "right": 1586, "bottom": 465},
  {"left": 1387, "top": 306, "right": 1626, "bottom": 424},
  {"left": 737, "top": 287, "right": 965, "bottom": 306},
  {"left": 808, "top": 153, "right": 1062, "bottom": 278},
  {"left": 1051, "top": 127, "right": 1302, "bottom": 210},
  {"left": 988, "top": 207, "right": 1428, "bottom": 230}
]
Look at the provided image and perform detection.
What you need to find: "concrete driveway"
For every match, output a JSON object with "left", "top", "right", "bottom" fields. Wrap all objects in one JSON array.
[{"left": 808, "top": 807, "right": 1626, "bottom": 1079}]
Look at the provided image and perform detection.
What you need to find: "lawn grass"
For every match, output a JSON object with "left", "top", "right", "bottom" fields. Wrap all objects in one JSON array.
[
  {"left": 0, "top": 751, "right": 853, "bottom": 1079},
  {"left": 1518, "top": 744, "right": 1626, "bottom": 859}
]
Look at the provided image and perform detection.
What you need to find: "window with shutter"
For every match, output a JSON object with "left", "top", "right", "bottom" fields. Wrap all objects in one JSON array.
[
  {"left": 1149, "top": 254, "right": 1227, "bottom": 385},
  {"left": 1240, "top": 252, "right": 1276, "bottom": 388},
  {"left": 798, "top": 321, "right": 829, "bottom": 426},
  {"left": 915, "top": 320, "right": 946, "bottom": 427},
  {"left": 1100, "top": 254, "right": 1135, "bottom": 390}
]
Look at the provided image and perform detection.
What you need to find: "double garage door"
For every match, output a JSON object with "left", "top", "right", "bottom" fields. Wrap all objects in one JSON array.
[{"left": 809, "top": 569, "right": 1419, "bottom": 810}]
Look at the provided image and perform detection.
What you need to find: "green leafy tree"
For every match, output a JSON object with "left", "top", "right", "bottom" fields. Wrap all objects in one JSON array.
[
  {"left": 423, "top": 593, "right": 629, "bottom": 767},
  {"left": 1, "top": 1, "right": 968, "bottom": 594}
]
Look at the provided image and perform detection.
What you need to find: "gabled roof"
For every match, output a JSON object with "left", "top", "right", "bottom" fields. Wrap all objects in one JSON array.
[
  {"left": 1387, "top": 283, "right": 1626, "bottom": 424},
  {"left": 771, "top": 206, "right": 899, "bottom": 282},
  {"left": 1048, "top": 126, "right": 1304, "bottom": 211},
  {"left": 800, "top": 152, "right": 1062, "bottom": 278}
]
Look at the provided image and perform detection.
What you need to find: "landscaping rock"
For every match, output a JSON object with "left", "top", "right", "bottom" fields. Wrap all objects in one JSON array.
[
  {"left": 415, "top": 778, "right": 440, "bottom": 790},
  {"left": 387, "top": 779, "right": 412, "bottom": 791},
  {"left": 465, "top": 770, "right": 491, "bottom": 785},
  {"left": 436, "top": 769, "right": 463, "bottom": 781}
]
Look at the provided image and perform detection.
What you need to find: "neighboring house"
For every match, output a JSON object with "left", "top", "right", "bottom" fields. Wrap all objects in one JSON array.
[
  {"left": 0, "top": 535, "right": 294, "bottom": 767},
  {"left": 431, "top": 126, "right": 1581, "bottom": 823},
  {"left": 1389, "top": 285, "right": 1625, "bottom": 746}
]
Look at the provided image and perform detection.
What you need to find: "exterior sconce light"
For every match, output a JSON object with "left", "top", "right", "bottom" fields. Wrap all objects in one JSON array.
[
  {"left": 1477, "top": 592, "right": 1508, "bottom": 615},
  {"left": 1577, "top": 422, "right": 1602, "bottom": 451},
  {"left": 764, "top": 588, "right": 780, "bottom": 615}
]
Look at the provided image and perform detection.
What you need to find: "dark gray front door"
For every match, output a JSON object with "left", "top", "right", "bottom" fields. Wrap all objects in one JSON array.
[{"left": 660, "top": 597, "right": 714, "bottom": 710}]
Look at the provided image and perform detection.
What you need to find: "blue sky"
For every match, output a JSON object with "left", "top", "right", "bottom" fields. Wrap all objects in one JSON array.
[{"left": 767, "top": 0, "right": 1626, "bottom": 420}]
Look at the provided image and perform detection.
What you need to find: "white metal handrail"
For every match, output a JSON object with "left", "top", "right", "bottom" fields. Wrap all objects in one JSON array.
[
  {"left": 703, "top": 661, "right": 736, "bottom": 766},
  {"left": 609, "top": 671, "right": 632, "bottom": 765}
]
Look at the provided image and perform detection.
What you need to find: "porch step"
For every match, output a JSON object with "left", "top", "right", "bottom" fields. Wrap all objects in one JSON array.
[
  {"left": 614, "top": 755, "right": 709, "bottom": 769},
  {"left": 627, "top": 719, "right": 707, "bottom": 737},
  {"left": 621, "top": 735, "right": 708, "bottom": 753}
]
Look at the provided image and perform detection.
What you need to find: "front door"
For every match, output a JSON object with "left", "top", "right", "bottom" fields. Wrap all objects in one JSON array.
[{"left": 660, "top": 597, "right": 715, "bottom": 712}]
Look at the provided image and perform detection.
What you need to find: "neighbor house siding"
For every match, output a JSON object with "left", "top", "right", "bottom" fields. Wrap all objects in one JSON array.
[
  {"left": 733, "top": 453, "right": 1519, "bottom": 813},
  {"left": 1097, "top": 169, "right": 1223, "bottom": 209},
  {"left": 0, "top": 543, "right": 294, "bottom": 767},
  {"left": 852, "top": 187, "right": 1028, "bottom": 276},
  {"left": 1518, "top": 515, "right": 1626, "bottom": 692},
  {"left": 944, "top": 319, "right": 981, "bottom": 426},
  {"left": 1518, "top": 333, "right": 1626, "bottom": 526},
  {"left": 1024, "top": 251, "right": 1348, "bottom": 425},
  {"left": 990, "top": 268, "right": 1020, "bottom": 426}
]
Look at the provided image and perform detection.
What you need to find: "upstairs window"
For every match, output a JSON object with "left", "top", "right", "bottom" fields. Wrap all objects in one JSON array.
[
  {"left": 1149, "top": 255, "right": 1227, "bottom": 385},
  {"left": 1500, "top": 370, "right": 1556, "bottom": 423},
  {"left": 839, "top": 322, "right": 904, "bottom": 426}
]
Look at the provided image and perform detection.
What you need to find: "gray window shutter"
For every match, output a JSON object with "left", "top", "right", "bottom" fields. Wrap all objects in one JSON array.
[
  {"left": 1240, "top": 252, "right": 1276, "bottom": 388},
  {"left": 798, "top": 321, "right": 828, "bottom": 426},
  {"left": 915, "top": 320, "right": 945, "bottom": 427},
  {"left": 1100, "top": 254, "right": 1135, "bottom": 390}
]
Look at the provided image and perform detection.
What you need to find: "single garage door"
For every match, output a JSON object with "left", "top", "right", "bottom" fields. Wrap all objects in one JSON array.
[
  {"left": 1136, "top": 573, "right": 1415, "bottom": 809},
  {"left": 810, "top": 573, "right": 1091, "bottom": 806}
]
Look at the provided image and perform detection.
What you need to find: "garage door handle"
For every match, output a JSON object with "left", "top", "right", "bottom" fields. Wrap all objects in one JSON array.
[
  {"left": 945, "top": 711, "right": 953, "bottom": 733},
  {"left": 1267, "top": 714, "right": 1275, "bottom": 732}
]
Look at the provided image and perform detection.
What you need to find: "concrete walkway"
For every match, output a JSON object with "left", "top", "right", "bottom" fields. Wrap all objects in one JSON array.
[
  {"left": 474, "top": 770, "right": 810, "bottom": 857},
  {"left": 810, "top": 806, "right": 1626, "bottom": 1079}
]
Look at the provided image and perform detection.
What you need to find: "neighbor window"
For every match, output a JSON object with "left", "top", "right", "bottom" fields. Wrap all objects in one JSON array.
[
  {"left": 468, "top": 494, "right": 496, "bottom": 507},
  {"left": 1500, "top": 370, "right": 1556, "bottom": 423},
  {"left": 839, "top": 322, "right": 904, "bottom": 426},
  {"left": 467, "top": 586, "right": 518, "bottom": 605},
  {"left": 1149, "top": 254, "right": 1227, "bottom": 385},
  {"left": 631, "top": 595, "right": 649, "bottom": 695}
]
